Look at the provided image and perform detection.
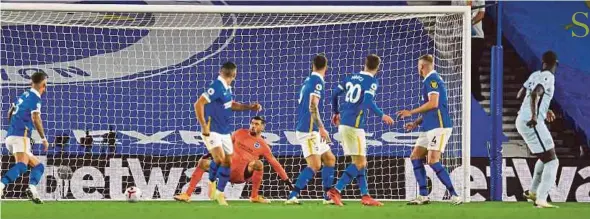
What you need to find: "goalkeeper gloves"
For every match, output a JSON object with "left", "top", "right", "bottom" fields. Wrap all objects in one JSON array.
[{"left": 282, "top": 179, "right": 294, "bottom": 190}]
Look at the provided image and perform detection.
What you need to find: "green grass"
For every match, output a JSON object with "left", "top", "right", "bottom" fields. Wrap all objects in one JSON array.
[{"left": 2, "top": 201, "right": 590, "bottom": 219}]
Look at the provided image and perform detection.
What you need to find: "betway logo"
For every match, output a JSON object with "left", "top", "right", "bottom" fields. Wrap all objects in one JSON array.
[
  {"left": 35, "top": 157, "right": 590, "bottom": 201},
  {"left": 0, "top": 129, "right": 421, "bottom": 146},
  {"left": 405, "top": 159, "right": 590, "bottom": 202},
  {"left": 37, "top": 156, "right": 246, "bottom": 200}
]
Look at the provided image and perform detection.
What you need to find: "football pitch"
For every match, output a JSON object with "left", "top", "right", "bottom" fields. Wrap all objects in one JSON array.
[{"left": 2, "top": 201, "right": 590, "bottom": 219}]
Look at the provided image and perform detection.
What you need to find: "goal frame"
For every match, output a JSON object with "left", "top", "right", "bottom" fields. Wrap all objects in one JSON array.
[{"left": 0, "top": 3, "right": 472, "bottom": 202}]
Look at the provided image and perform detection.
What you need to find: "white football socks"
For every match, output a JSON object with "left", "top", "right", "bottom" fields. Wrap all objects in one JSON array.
[
  {"left": 537, "top": 159, "right": 559, "bottom": 202},
  {"left": 29, "top": 184, "right": 37, "bottom": 192},
  {"left": 530, "top": 159, "right": 544, "bottom": 193}
]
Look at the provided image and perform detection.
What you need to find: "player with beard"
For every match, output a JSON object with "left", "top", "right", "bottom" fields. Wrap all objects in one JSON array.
[{"left": 174, "top": 116, "right": 292, "bottom": 203}]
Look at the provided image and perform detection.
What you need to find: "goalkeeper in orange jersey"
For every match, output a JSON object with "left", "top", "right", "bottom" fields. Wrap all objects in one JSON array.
[{"left": 174, "top": 116, "right": 293, "bottom": 203}]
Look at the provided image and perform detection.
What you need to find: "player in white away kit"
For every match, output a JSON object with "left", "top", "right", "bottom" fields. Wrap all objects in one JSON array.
[
  {"left": 0, "top": 72, "right": 49, "bottom": 204},
  {"left": 398, "top": 55, "right": 462, "bottom": 205},
  {"left": 516, "top": 51, "right": 560, "bottom": 208}
]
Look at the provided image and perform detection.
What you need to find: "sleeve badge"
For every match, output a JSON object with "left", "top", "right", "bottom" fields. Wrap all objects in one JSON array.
[
  {"left": 430, "top": 80, "right": 438, "bottom": 89},
  {"left": 315, "top": 84, "right": 323, "bottom": 91}
]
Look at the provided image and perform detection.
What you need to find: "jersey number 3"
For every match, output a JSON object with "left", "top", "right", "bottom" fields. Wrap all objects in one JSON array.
[
  {"left": 345, "top": 82, "right": 362, "bottom": 103},
  {"left": 12, "top": 98, "right": 24, "bottom": 115}
]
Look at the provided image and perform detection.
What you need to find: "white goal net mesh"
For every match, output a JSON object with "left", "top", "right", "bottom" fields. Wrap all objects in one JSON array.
[{"left": 0, "top": 6, "right": 466, "bottom": 201}]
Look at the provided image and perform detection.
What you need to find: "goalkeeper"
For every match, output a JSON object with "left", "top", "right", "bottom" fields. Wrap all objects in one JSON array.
[{"left": 175, "top": 116, "right": 292, "bottom": 203}]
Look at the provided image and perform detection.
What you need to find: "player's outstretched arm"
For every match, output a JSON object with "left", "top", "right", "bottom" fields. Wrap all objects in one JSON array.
[
  {"left": 362, "top": 93, "right": 393, "bottom": 125},
  {"left": 309, "top": 95, "right": 330, "bottom": 143},
  {"left": 32, "top": 112, "right": 49, "bottom": 151},
  {"left": 546, "top": 110, "right": 556, "bottom": 122},
  {"left": 330, "top": 86, "right": 345, "bottom": 125},
  {"left": 404, "top": 116, "right": 423, "bottom": 132},
  {"left": 330, "top": 85, "right": 345, "bottom": 114},
  {"left": 7, "top": 103, "right": 15, "bottom": 121},
  {"left": 516, "top": 87, "right": 525, "bottom": 100},
  {"left": 262, "top": 148, "right": 293, "bottom": 190},
  {"left": 527, "top": 84, "right": 545, "bottom": 127},
  {"left": 397, "top": 93, "right": 439, "bottom": 119},
  {"left": 194, "top": 96, "right": 210, "bottom": 136},
  {"left": 265, "top": 154, "right": 290, "bottom": 181},
  {"left": 231, "top": 101, "right": 262, "bottom": 112},
  {"left": 414, "top": 116, "right": 424, "bottom": 125}
]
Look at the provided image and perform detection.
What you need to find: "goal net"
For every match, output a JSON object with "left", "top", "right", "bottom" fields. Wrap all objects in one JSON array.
[{"left": 0, "top": 3, "right": 471, "bottom": 201}]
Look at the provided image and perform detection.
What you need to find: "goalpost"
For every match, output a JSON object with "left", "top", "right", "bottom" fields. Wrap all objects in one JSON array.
[{"left": 0, "top": 3, "right": 471, "bottom": 202}]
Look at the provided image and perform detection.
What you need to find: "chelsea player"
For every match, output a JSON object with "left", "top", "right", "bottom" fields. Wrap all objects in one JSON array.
[
  {"left": 327, "top": 54, "right": 394, "bottom": 206},
  {"left": 516, "top": 51, "right": 559, "bottom": 208},
  {"left": 286, "top": 54, "right": 337, "bottom": 205},
  {"left": 0, "top": 72, "right": 49, "bottom": 204},
  {"left": 194, "top": 61, "right": 262, "bottom": 206},
  {"left": 397, "top": 54, "right": 462, "bottom": 205}
]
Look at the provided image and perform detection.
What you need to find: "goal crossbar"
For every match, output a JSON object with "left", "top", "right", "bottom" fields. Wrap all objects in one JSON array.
[{"left": 2, "top": 3, "right": 470, "bottom": 14}]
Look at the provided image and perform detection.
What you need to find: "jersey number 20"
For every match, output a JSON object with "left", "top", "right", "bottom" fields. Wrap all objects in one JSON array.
[{"left": 345, "top": 82, "right": 362, "bottom": 103}]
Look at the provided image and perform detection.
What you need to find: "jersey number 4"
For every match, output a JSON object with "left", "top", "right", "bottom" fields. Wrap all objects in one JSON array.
[{"left": 345, "top": 82, "right": 362, "bottom": 103}]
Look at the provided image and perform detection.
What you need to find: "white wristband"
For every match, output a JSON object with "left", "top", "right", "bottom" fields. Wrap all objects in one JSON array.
[{"left": 40, "top": 138, "right": 47, "bottom": 142}]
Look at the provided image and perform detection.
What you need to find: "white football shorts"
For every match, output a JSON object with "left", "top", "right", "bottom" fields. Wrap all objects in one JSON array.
[
  {"left": 415, "top": 128, "right": 453, "bottom": 152},
  {"left": 515, "top": 115, "right": 554, "bottom": 154},
  {"left": 338, "top": 125, "right": 367, "bottom": 156},
  {"left": 296, "top": 131, "right": 331, "bottom": 158},
  {"left": 5, "top": 136, "right": 34, "bottom": 156},
  {"left": 202, "top": 132, "right": 233, "bottom": 155}
]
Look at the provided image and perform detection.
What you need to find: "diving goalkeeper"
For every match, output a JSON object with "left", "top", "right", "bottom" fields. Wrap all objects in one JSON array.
[{"left": 175, "top": 116, "right": 292, "bottom": 203}]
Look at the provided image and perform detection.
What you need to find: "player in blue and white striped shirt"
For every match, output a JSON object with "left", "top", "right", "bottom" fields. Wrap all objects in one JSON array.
[
  {"left": 398, "top": 54, "right": 461, "bottom": 205},
  {"left": 0, "top": 72, "right": 49, "bottom": 204},
  {"left": 194, "top": 61, "right": 262, "bottom": 206}
]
